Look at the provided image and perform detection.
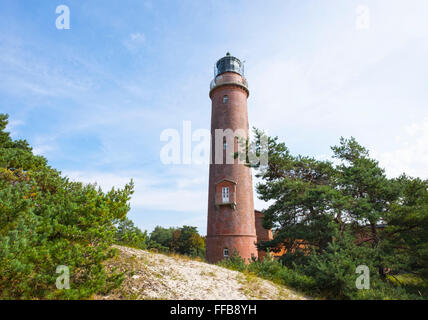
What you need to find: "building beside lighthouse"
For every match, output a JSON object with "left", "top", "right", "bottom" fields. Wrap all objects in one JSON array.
[{"left": 206, "top": 53, "right": 272, "bottom": 263}]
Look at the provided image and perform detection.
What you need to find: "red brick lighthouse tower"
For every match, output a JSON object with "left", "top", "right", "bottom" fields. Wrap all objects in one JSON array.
[{"left": 206, "top": 53, "right": 258, "bottom": 263}]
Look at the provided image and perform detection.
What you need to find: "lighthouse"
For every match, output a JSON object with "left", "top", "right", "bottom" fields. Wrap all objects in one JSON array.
[{"left": 206, "top": 53, "right": 259, "bottom": 263}]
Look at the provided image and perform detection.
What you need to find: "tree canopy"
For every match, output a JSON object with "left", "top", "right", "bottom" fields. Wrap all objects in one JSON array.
[
  {"left": 149, "top": 225, "right": 205, "bottom": 258},
  {"left": 246, "top": 129, "right": 427, "bottom": 299},
  {"left": 0, "top": 114, "right": 134, "bottom": 299}
]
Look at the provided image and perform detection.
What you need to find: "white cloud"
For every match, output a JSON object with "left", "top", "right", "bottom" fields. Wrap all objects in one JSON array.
[
  {"left": 63, "top": 168, "right": 209, "bottom": 233},
  {"left": 373, "top": 118, "right": 428, "bottom": 179},
  {"left": 241, "top": 1, "right": 428, "bottom": 179},
  {"left": 63, "top": 167, "right": 208, "bottom": 213},
  {"left": 30, "top": 135, "right": 58, "bottom": 156},
  {"left": 130, "top": 33, "right": 145, "bottom": 42},
  {"left": 5, "top": 119, "right": 24, "bottom": 136},
  {"left": 63, "top": 170, "right": 134, "bottom": 191},
  {"left": 123, "top": 32, "right": 146, "bottom": 53},
  {"left": 32, "top": 144, "right": 54, "bottom": 156}
]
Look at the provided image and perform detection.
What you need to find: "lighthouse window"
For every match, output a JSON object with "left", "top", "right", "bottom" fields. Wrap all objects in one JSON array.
[
  {"left": 223, "top": 141, "right": 227, "bottom": 150},
  {"left": 223, "top": 248, "right": 229, "bottom": 258},
  {"left": 222, "top": 187, "right": 230, "bottom": 203},
  {"left": 223, "top": 95, "right": 229, "bottom": 104}
]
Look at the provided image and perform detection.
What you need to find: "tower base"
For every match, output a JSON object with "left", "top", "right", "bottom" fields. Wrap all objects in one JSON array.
[{"left": 206, "top": 235, "right": 258, "bottom": 264}]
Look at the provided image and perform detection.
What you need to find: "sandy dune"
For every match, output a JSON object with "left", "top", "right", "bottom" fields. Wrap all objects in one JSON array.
[{"left": 95, "top": 245, "right": 307, "bottom": 300}]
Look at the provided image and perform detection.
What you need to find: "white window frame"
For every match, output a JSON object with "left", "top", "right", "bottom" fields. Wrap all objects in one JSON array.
[
  {"left": 222, "top": 187, "right": 230, "bottom": 203},
  {"left": 223, "top": 248, "right": 229, "bottom": 258}
]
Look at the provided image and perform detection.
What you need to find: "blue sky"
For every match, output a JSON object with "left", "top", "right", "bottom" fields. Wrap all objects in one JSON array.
[{"left": 1, "top": 0, "right": 427, "bottom": 235}]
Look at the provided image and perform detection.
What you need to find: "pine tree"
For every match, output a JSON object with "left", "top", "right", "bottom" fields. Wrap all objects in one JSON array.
[
  {"left": 247, "top": 129, "right": 427, "bottom": 299},
  {"left": 0, "top": 114, "right": 134, "bottom": 299}
]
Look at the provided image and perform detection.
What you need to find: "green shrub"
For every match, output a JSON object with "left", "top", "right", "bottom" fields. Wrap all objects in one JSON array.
[
  {"left": 217, "top": 251, "right": 317, "bottom": 296},
  {"left": 115, "top": 218, "right": 148, "bottom": 249},
  {"left": 217, "top": 250, "right": 247, "bottom": 272},
  {"left": 218, "top": 249, "right": 423, "bottom": 300},
  {"left": 0, "top": 114, "right": 133, "bottom": 299}
]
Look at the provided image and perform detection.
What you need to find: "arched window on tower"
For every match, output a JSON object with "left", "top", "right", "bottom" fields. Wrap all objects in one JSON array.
[{"left": 223, "top": 95, "right": 229, "bottom": 104}]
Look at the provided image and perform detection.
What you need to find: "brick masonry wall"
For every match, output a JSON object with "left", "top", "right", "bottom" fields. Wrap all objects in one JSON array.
[{"left": 206, "top": 72, "right": 258, "bottom": 263}]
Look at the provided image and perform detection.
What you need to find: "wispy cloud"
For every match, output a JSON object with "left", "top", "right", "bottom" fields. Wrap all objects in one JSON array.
[
  {"left": 0, "top": 44, "right": 94, "bottom": 99},
  {"left": 123, "top": 32, "right": 146, "bottom": 53},
  {"left": 63, "top": 165, "right": 209, "bottom": 233},
  {"left": 373, "top": 118, "right": 428, "bottom": 179},
  {"left": 5, "top": 118, "right": 24, "bottom": 136}
]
